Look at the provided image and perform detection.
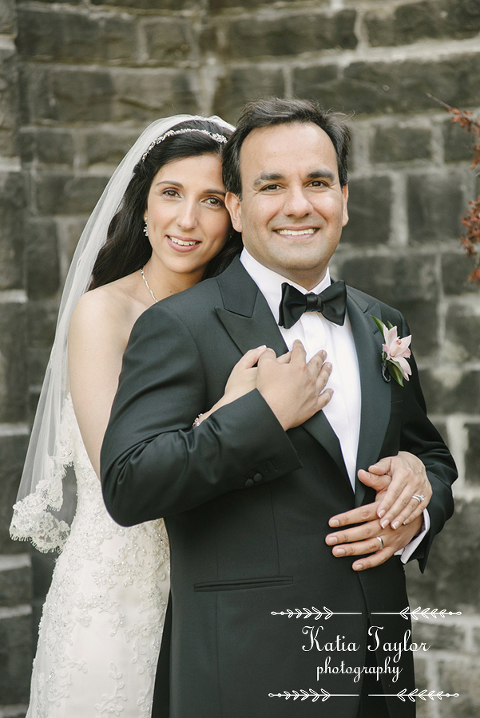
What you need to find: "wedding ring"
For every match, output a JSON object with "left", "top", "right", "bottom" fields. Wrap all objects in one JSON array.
[
  {"left": 412, "top": 494, "right": 425, "bottom": 503},
  {"left": 376, "top": 536, "right": 384, "bottom": 550}
]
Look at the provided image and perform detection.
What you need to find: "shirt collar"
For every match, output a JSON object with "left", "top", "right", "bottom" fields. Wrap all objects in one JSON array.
[{"left": 240, "top": 248, "right": 332, "bottom": 324}]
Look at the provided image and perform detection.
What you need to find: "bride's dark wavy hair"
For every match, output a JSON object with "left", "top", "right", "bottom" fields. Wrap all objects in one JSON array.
[{"left": 90, "top": 119, "right": 242, "bottom": 289}]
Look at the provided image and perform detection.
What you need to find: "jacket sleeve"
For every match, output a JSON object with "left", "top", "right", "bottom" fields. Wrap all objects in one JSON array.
[
  {"left": 393, "top": 311, "right": 457, "bottom": 571},
  {"left": 100, "top": 303, "right": 302, "bottom": 526}
]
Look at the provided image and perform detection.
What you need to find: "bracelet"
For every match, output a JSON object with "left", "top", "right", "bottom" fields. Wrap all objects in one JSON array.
[{"left": 192, "top": 413, "right": 204, "bottom": 427}]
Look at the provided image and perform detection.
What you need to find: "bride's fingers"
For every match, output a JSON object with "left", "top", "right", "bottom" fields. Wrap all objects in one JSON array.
[
  {"left": 235, "top": 346, "right": 267, "bottom": 369},
  {"left": 276, "top": 351, "right": 292, "bottom": 364}
]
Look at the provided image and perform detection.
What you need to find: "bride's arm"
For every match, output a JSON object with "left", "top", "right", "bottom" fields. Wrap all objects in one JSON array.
[
  {"left": 68, "top": 288, "right": 132, "bottom": 478},
  {"left": 69, "top": 290, "right": 269, "bottom": 475}
]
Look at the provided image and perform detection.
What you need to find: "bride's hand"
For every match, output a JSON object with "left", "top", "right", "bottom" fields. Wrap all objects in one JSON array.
[{"left": 194, "top": 346, "right": 268, "bottom": 425}]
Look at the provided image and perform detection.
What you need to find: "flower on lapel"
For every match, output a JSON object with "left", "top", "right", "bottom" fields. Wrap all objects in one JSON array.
[{"left": 372, "top": 316, "right": 412, "bottom": 386}]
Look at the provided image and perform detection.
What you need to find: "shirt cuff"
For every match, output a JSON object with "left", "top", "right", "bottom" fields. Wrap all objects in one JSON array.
[{"left": 395, "top": 509, "right": 430, "bottom": 564}]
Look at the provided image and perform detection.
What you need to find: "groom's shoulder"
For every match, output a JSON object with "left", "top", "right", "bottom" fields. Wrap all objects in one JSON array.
[
  {"left": 146, "top": 257, "right": 245, "bottom": 327},
  {"left": 346, "top": 284, "right": 404, "bottom": 322}
]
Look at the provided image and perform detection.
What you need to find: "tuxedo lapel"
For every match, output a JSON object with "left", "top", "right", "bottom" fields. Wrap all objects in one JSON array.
[
  {"left": 215, "top": 258, "right": 349, "bottom": 480},
  {"left": 215, "top": 258, "right": 288, "bottom": 357},
  {"left": 347, "top": 290, "right": 392, "bottom": 507}
]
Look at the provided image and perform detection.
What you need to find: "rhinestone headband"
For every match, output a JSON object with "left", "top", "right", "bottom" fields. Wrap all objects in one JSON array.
[{"left": 141, "top": 128, "right": 228, "bottom": 162}]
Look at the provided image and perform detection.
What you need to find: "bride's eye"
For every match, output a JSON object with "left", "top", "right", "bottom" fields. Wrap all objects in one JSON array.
[
  {"left": 162, "top": 188, "right": 180, "bottom": 198},
  {"left": 205, "top": 197, "right": 224, "bottom": 207}
]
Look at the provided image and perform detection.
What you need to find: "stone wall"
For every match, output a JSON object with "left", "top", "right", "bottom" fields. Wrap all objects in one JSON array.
[{"left": 1, "top": 0, "right": 479, "bottom": 715}]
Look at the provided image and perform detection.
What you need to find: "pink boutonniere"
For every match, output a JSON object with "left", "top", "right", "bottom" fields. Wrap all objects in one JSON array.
[{"left": 372, "top": 316, "right": 412, "bottom": 387}]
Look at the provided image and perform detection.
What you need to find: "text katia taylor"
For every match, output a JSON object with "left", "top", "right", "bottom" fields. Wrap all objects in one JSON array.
[{"left": 302, "top": 624, "right": 430, "bottom": 679}]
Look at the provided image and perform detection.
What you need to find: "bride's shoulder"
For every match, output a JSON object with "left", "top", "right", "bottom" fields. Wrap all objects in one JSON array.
[{"left": 70, "top": 273, "right": 143, "bottom": 343}]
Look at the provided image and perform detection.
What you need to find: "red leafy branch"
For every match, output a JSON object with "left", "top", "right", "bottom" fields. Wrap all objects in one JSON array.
[{"left": 428, "top": 94, "right": 480, "bottom": 283}]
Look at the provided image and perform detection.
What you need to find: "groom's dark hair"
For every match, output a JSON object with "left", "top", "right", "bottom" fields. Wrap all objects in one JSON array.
[{"left": 222, "top": 98, "right": 351, "bottom": 197}]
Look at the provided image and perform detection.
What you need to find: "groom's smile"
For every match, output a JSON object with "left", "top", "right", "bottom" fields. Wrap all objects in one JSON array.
[{"left": 225, "top": 121, "right": 349, "bottom": 291}]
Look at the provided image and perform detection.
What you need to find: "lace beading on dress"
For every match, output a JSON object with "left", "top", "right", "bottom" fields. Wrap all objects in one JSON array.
[
  {"left": 10, "top": 395, "right": 78, "bottom": 553},
  {"left": 25, "top": 396, "right": 170, "bottom": 717}
]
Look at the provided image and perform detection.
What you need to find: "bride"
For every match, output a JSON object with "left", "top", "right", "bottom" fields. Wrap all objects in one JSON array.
[{"left": 9, "top": 114, "right": 254, "bottom": 716}]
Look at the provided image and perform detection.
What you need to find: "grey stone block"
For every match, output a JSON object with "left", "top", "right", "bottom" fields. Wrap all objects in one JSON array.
[
  {"left": 293, "top": 54, "right": 480, "bottom": 116},
  {"left": 0, "top": 562, "right": 32, "bottom": 608},
  {"left": 441, "top": 252, "right": 480, "bottom": 295},
  {"left": 445, "top": 301, "right": 480, "bottom": 363},
  {"left": 410, "top": 621, "right": 465, "bottom": 652},
  {"left": 26, "top": 65, "right": 196, "bottom": 126},
  {"left": 91, "top": 0, "right": 195, "bottom": 7},
  {"left": 0, "top": 46, "right": 20, "bottom": 158},
  {"left": 85, "top": 130, "right": 138, "bottom": 167},
  {"left": 365, "top": 0, "right": 480, "bottom": 48},
  {"left": 25, "top": 220, "right": 60, "bottom": 299},
  {"left": 0, "top": 434, "right": 30, "bottom": 554},
  {"left": 27, "top": 299, "right": 58, "bottom": 346},
  {"left": 0, "top": 172, "right": 26, "bottom": 291},
  {"left": 23, "top": 66, "right": 115, "bottom": 124},
  {"left": 341, "top": 175, "right": 391, "bottom": 246},
  {"left": 144, "top": 18, "right": 193, "bottom": 63},
  {"left": 338, "top": 254, "right": 439, "bottom": 358},
  {"left": 419, "top": 369, "right": 480, "bottom": 414},
  {"left": 17, "top": 8, "right": 137, "bottom": 63},
  {"left": 213, "top": 66, "right": 285, "bottom": 125},
  {"left": 0, "top": 304, "right": 27, "bottom": 424},
  {"left": 34, "top": 173, "right": 109, "bottom": 216},
  {"left": 406, "top": 499, "right": 480, "bottom": 614},
  {"left": 443, "top": 117, "right": 478, "bottom": 163},
  {"left": 27, "top": 347, "right": 51, "bottom": 395},
  {"left": 0, "top": 614, "right": 32, "bottom": 704},
  {"left": 60, "top": 218, "right": 88, "bottom": 269},
  {"left": 111, "top": 69, "right": 199, "bottom": 123},
  {"left": 0, "top": 0, "right": 16, "bottom": 34},
  {"left": 372, "top": 126, "right": 432, "bottom": 164},
  {"left": 437, "top": 657, "right": 480, "bottom": 716},
  {"left": 408, "top": 172, "right": 464, "bottom": 243},
  {"left": 210, "top": 0, "right": 320, "bottom": 9},
  {"left": 225, "top": 10, "right": 357, "bottom": 59},
  {"left": 19, "top": 129, "right": 74, "bottom": 167},
  {"left": 465, "top": 423, "right": 480, "bottom": 486}
]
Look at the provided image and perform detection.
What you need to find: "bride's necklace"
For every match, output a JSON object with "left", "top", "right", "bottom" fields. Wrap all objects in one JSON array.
[{"left": 141, "top": 266, "right": 158, "bottom": 304}]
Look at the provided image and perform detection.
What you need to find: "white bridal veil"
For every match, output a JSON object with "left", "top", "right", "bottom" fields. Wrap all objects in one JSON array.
[{"left": 10, "top": 113, "right": 234, "bottom": 552}]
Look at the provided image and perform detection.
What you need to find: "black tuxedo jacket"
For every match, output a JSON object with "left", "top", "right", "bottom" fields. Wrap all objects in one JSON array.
[{"left": 101, "top": 257, "right": 456, "bottom": 718}]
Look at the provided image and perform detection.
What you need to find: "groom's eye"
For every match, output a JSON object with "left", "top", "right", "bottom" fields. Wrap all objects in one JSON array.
[{"left": 261, "top": 184, "right": 281, "bottom": 191}]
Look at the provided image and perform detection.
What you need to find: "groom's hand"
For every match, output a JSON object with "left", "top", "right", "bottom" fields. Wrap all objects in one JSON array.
[
  {"left": 256, "top": 340, "right": 332, "bottom": 430},
  {"left": 325, "top": 452, "right": 431, "bottom": 570},
  {"left": 325, "top": 507, "right": 423, "bottom": 571}
]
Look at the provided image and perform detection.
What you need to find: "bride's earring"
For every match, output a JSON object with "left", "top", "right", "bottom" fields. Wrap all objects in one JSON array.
[{"left": 143, "top": 215, "right": 149, "bottom": 237}]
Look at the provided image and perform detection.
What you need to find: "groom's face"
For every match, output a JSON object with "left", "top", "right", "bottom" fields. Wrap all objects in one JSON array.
[{"left": 226, "top": 121, "right": 348, "bottom": 290}]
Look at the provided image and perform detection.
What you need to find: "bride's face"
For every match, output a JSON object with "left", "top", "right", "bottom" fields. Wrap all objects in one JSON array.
[{"left": 144, "top": 153, "right": 231, "bottom": 279}]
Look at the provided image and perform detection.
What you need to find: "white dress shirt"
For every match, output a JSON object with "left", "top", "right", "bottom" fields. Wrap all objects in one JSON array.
[{"left": 240, "top": 248, "right": 429, "bottom": 563}]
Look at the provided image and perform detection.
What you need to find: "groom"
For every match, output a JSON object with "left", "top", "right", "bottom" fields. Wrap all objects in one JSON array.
[{"left": 101, "top": 99, "right": 456, "bottom": 718}]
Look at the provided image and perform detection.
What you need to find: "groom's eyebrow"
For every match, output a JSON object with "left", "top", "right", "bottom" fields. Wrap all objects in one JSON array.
[
  {"left": 252, "top": 168, "right": 336, "bottom": 188},
  {"left": 252, "top": 172, "right": 284, "bottom": 188}
]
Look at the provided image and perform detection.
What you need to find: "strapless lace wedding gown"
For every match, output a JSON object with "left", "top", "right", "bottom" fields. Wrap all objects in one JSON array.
[{"left": 25, "top": 397, "right": 170, "bottom": 717}]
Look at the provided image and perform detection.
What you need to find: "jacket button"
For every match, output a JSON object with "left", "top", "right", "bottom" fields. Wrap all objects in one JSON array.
[
  {"left": 245, "top": 479, "right": 254, "bottom": 487},
  {"left": 253, "top": 472, "right": 263, "bottom": 482}
]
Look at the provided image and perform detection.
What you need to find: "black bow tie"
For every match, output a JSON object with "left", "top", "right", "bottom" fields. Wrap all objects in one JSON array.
[{"left": 278, "top": 280, "right": 347, "bottom": 330}]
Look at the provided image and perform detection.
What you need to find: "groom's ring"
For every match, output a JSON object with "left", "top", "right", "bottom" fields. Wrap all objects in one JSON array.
[
  {"left": 376, "top": 536, "right": 384, "bottom": 550},
  {"left": 412, "top": 494, "right": 425, "bottom": 503}
]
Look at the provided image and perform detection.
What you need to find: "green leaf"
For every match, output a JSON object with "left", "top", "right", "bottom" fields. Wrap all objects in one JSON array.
[
  {"left": 371, "top": 315, "right": 386, "bottom": 334},
  {"left": 387, "top": 361, "right": 404, "bottom": 387}
]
